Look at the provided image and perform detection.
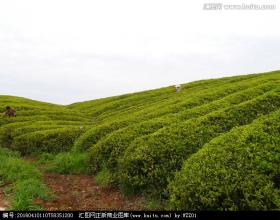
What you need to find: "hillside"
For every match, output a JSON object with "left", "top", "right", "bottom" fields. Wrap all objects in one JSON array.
[{"left": 0, "top": 70, "right": 280, "bottom": 210}]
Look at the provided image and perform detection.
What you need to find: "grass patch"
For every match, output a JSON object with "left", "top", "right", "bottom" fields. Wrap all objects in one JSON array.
[
  {"left": 144, "top": 198, "right": 167, "bottom": 211},
  {"left": 95, "top": 168, "right": 113, "bottom": 187},
  {"left": 38, "top": 152, "right": 90, "bottom": 174},
  {"left": 0, "top": 147, "right": 50, "bottom": 210}
]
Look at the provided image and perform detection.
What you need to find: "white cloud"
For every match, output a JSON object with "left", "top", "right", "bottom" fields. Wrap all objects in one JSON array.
[{"left": 0, "top": 0, "right": 279, "bottom": 104}]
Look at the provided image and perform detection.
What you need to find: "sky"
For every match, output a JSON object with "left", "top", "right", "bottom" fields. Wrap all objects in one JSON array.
[{"left": 0, "top": 0, "right": 279, "bottom": 104}]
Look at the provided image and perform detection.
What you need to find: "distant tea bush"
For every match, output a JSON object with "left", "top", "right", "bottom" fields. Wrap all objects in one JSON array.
[
  {"left": 13, "top": 126, "right": 88, "bottom": 154},
  {"left": 77, "top": 76, "right": 277, "bottom": 153}
]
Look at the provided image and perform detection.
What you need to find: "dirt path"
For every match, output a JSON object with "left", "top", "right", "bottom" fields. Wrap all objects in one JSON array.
[
  {"left": 0, "top": 186, "right": 9, "bottom": 211},
  {"left": 36, "top": 173, "right": 145, "bottom": 211}
]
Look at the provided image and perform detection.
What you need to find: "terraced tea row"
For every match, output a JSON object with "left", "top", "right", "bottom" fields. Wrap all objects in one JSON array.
[
  {"left": 74, "top": 73, "right": 278, "bottom": 151},
  {"left": 117, "top": 89, "right": 280, "bottom": 197},
  {"left": 88, "top": 82, "right": 279, "bottom": 177}
]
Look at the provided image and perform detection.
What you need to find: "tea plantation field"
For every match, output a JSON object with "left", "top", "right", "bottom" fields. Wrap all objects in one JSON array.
[{"left": 0, "top": 70, "right": 280, "bottom": 210}]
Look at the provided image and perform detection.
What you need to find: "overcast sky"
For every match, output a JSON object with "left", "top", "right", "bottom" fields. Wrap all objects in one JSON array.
[{"left": 0, "top": 0, "right": 279, "bottom": 104}]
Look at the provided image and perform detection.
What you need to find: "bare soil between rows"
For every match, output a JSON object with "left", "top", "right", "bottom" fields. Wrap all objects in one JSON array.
[
  {"left": 35, "top": 173, "right": 145, "bottom": 211},
  {"left": 0, "top": 185, "right": 9, "bottom": 210}
]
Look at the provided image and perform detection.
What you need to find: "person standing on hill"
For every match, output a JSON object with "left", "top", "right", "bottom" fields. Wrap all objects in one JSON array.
[
  {"left": 4, "top": 106, "right": 17, "bottom": 117},
  {"left": 175, "top": 84, "right": 181, "bottom": 92}
]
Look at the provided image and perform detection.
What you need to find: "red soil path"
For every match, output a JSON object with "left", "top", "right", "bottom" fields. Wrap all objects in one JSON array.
[
  {"left": 36, "top": 173, "right": 145, "bottom": 211},
  {"left": 0, "top": 186, "right": 9, "bottom": 210}
]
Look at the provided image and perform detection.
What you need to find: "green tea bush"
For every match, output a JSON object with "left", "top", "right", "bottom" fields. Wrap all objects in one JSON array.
[
  {"left": 0, "top": 120, "right": 89, "bottom": 149},
  {"left": 118, "top": 90, "right": 280, "bottom": 197},
  {"left": 75, "top": 76, "right": 277, "bottom": 152},
  {"left": 0, "top": 121, "right": 33, "bottom": 147},
  {"left": 69, "top": 76, "right": 214, "bottom": 118},
  {"left": 12, "top": 125, "right": 72, "bottom": 138},
  {"left": 68, "top": 71, "right": 267, "bottom": 116},
  {"left": 0, "top": 70, "right": 279, "bottom": 210},
  {"left": 168, "top": 110, "right": 280, "bottom": 210},
  {"left": 12, "top": 126, "right": 88, "bottom": 154},
  {"left": 177, "top": 82, "right": 277, "bottom": 121},
  {"left": 0, "top": 97, "right": 57, "bottom": 114},
  {"left": 0, "top": 115, "right": 51, "bottom": 127},
  {"left": 129, "top": 75, "right": 279, "bottom": 121},
  {"left": 0, "top": 107, "right": 90, "bottom": 127},
  {"left": 13, "top": 123, "right": 60, "bottom": 135},
  {"left": 73, "top": 120, "right": 132, "bottom": 152},
  {"left": 85, "top": 72, "right": 250, "bottom": 123},
  {"left": 16, "top": 108, "right": 89, "bottom": 119},
  {"left": 90, "top": 118, "right": 171, "bottom": 173},
  {"left": 89, "top": 82, "right": 277, "bottom": 174},
  {"left": 92, "top": 76, "right": 236, "bottom": 121}
]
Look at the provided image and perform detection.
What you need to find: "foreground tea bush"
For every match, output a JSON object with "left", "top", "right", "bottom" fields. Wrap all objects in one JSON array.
[
  {"left": 0, "top": 147, "right": 49, "bottom": 210},
  {"left": 119, "top": 90, "right": 280, "bottom": 196},
  {"left": 169, "top": 110, "right": 280, "bottom": 210}
]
